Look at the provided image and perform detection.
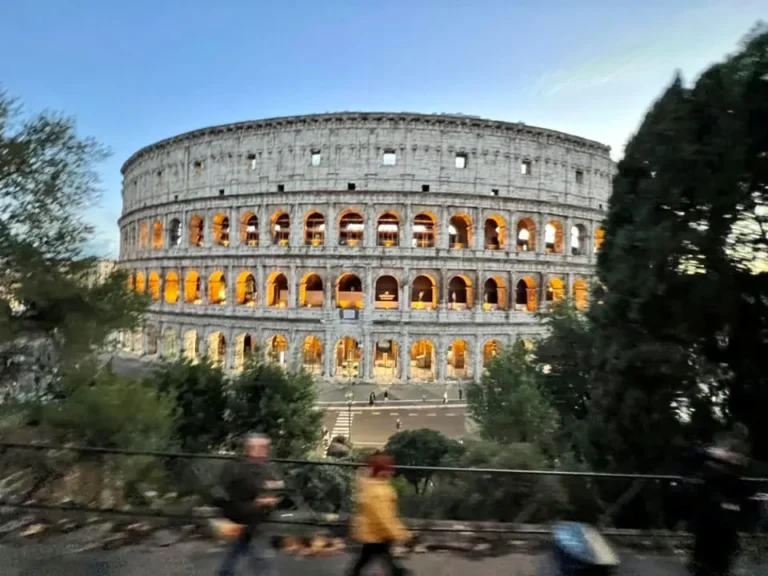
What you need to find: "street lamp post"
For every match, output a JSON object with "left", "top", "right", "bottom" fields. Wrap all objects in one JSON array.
[{"left": 345, "top": 391, "right": 354, "bottom": 444}]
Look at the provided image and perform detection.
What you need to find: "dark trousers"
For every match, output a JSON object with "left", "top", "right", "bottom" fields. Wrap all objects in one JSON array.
[
  {"left": 349, "top": 542, "right": 404, "bottom": 576},
  {"left": 219, "top": 525, "right": 275, "bottom": 576}
]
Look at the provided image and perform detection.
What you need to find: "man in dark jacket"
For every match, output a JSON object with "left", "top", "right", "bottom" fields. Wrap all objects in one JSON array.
[{"left": 217, "top": 433, "right": 283, "bottom": 576}]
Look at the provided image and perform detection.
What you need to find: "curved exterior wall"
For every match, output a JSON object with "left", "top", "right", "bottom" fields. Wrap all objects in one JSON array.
[{"left": 118, "top": 112, "right": 613, "bottom": 384}]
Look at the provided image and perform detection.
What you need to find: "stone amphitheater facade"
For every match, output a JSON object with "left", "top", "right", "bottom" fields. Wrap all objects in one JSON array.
[{"left": 117, "top": 112, "right": 612, "bottom": 385}]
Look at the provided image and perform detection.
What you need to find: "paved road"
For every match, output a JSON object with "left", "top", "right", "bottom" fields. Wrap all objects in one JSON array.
[
  {"left": 1, "top": 541, "right": 699, "bottom": 576},
  {"left": 324, "top": 406, "right": 467, "bottom": 447}
]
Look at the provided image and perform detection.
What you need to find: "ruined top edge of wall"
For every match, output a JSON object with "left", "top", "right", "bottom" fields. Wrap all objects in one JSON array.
[{"left": 121, "top": 112, "right": 612, "bottom": 174}]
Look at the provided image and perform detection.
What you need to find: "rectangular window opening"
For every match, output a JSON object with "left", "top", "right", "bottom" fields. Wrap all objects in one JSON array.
[
  {"left": 173, "top": 194, "right": 178, "bottom": 201},
  {"left": 491, "top": 188, "right": 499, "bottom": 196},
  {"left": 247, "top": 153, "right": 256, "bottom": 170},
  {"left": 193, "top": 160, "right": 203, "bottom": 174},
  {"left": 219, "top": 189, "right": 225, "bottom": 196},
  {"left": 347, "top": 182, "right": 356, "bottom": 191},
  {"left": 455, "top": 153, "right": 467, "bottom": 169},
  {"left": 421, "top": 184, "right": 430, "bottom": 192},
  {"left": 156, "top": 170, "right": 163, "bottom": 180},
  {"left": 382, "top": 150, "right": 397, "bottom": 166},
  {"left": 575, "top": 169, "right": 584, "bottom": 184},
  {"left": 311, "top": 150, "right": 322, "bottom": 166},
  {"left": 277, "top": 184, "right": 285, "bottom": 192},
  {"left": 521, "top": 160, "right": 532, "bottom": 175}
]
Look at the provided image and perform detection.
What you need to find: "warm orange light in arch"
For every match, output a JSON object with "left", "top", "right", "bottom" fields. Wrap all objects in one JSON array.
[
  {"left": 164, "top": 272, "right": 179, "bottom": 303},
  {"left": 148, "top": 272, "right": 161, "bottom": 301}
]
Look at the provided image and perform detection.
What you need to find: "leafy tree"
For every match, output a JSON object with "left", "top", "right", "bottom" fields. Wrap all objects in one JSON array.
[
  {"left": 228, "top": 362, "right": 322, "bottom": 458},
  {"left": 467, "top": 340, "right": 558, "bottom": 450},
  {"left": 148, "top": 358, "right": 229, "bottom": 452},
  {"left": 384, "top": 429, "right": 465, "bottom": 493}
]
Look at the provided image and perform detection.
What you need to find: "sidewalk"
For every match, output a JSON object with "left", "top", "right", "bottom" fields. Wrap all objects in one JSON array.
[{"left": 316, "top": 381, "right": 467, "bottom": 403}]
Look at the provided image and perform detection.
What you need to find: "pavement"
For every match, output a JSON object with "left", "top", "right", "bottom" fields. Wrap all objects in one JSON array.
[{"left": 0, "top": 541, "right": 705, "bottom": 576}]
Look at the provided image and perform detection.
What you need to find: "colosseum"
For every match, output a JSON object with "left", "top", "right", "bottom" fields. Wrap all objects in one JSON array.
[{"left": 118, "top": 112, "right": 612, "bottom": 385}]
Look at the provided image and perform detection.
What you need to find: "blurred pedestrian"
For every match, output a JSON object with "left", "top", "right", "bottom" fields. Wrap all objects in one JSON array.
[
  {"left": 396, "top": 418, "right": 401, "bottom": 431},
  {"left": 443, "top": 391, "right": 447, "bottom": 404},
  {"left": 384, "top": 389, "right": 389, "bottom": 401},
  {"left": 349, "top": 453, "right": 410, "bottom": 575},
  {"left": 369, "top": 391, "right": 376, "bottom": 406},
  {"left": 458, "top": 387, "right": 463, "bottom": 401},
  {"left": 215, "top": 433, "right": 283, "bottom": 576}
]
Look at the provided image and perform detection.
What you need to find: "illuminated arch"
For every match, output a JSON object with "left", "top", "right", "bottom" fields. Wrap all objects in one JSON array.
[
  {"left": 545, "top": 220, "right": 564, "bottom": 254},
  {"left": 207, "top": 332, "right": 226, "bottom": 366},
  {"left": 127, "top": 273, "right": 135, "bottom": 291},
  {"left": 208, "top": 271, "right": 227, "bottom": 305},
  {"left": 267, "top": 334, "right": 288, "bottom": 367},
  {"left": 410, "top": 340, "right": 435, "bottom": 382},
  {"left": 234, "top": 333, "right": 256, "bottom": 370},
  {"left": 570, "top": 224, "right": 588, "bottom": 255},
  {"left": 183, "top": 330, "right": 199, "bottom": 361},
  {"left": 448, "top": 274, "right": 473, "bottom": 309},
  {"left": 335, "top": 337, "right": 361, "bottom": 378},
  {"left": 164, "top": 272, "right": 179, "bottom": 304},
  {"left": 299, "top": 273, "right": 324, "bottom": 307},
  {"left": 573, "top": 279, "right": 589, "bottom": 311},
  {"left": 271, "top": 211, "right": 290, "bottom": 246},
  {"left": 484, "top": 215, "right": 506, "bottom": 250},
  {"left": 447, "top": 339, "right": 469, "bottom": 379},
  {"left": 135, "top": 272, "right": 146, "bottom": 294},
  {"left": 412, "top": 212, "right": 436, "bottom": 248},
  {"left": 184, "top": 271, "right": 202, "bottom": 304},
  {"left": 546, "top": 277, "right": 565, "bottom": 304},
  {"left": 483, "top": 276, "right": 507, "bottom": 310},
  {"left": 267, "top": 272, "right": 289, "bottom": 308},
  {"left": 240, "top": 212, "right": 259, "bottom": 246},
  {"left": 373, "top": 339, "right": 399, "bottom": 381},
  {"left": 516, "top": 218, "right": 536, "bottom": 252},
  {"left": 302, "top": 336, "right": 323, "bottom": 374},
  {"left": 339, "top": 210, "right": 364, "bottom": 246},
  {"left": 189, "top": 215, "right": 204, "bottom": 247},
  {"left": 148, "top": 272, "right": 161, "bottom": 301},
  {"left": 482, "top": 340, "right": 502, "bottom": 366},
  {"left": 448, "top": 214, "right": 472, "bottom": 249},
  {"left": 515, "top": 276, "right": 538, "bottom": 312},
  {"left": 377, "top": 212, "right": 400, "bottom": 247},
  {"left": 212, "top": 214, "right": 230, "bottom": 247},
  {"left": 374, "top": 275, "right": 399, "bottom": 309},
  {"left": 411, "top": 274, "right": 437, "bottom": 309},
  {"left": 168, "top": 218, "right": 182, "bottom": 247},
  {"left": 162, "top": 327, "right": 178, "bottom": 359},
  {"left": 138, "top": 222, "right": 149, "bottom": 249},
  {"left": 336, "top": 273, "right": 363, "bottom": 309},
  {"left": 236, "top": 272, "right": 257, "bottom": 306},
  {"left": 304, "top": 211, "right": 326, "bottom": 246},
  {"left": 151, "top": 221, "right": 163, "bottom": 250},
  {"left": 594, "top": 226, "right": 605, "bottom": 253}
]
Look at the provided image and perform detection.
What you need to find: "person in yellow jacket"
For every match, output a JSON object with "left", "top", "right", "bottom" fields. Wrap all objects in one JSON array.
[{"left": 349, "top": 453, "right": 410, "bottom": 575}]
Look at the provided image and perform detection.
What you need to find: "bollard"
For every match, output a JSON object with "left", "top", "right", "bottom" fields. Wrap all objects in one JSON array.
[{"left": 537, "top": 522, "right": 620, "bottom": 576}]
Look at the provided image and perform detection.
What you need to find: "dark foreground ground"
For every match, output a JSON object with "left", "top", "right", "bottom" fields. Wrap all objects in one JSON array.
[{"left": 4, "top": 540, "right": 759, "bottom": 576}]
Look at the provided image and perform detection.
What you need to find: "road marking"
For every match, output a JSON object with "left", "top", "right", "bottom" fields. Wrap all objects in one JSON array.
[
  {"left": 388, "top": 413, "right": 399, "bottom": 416},
  {"left": 372, "top": 412, "right": 380, "bottom": 415},
  {"left": 446, "top": 413, "right": 455, "bottom": 416},
  {"left": 330, "top": 412, "right": 353, "bottom": 439},
  {"left": 426, "top": 413, "right": 437, "bottom": 417},
  {"left": 408, "top": 413, "right": 417, "bottom": 417}
]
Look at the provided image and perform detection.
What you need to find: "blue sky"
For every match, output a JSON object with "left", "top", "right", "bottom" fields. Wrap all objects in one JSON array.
[{"left": 1, "top": 0, "right": 765, "bottom": 258}]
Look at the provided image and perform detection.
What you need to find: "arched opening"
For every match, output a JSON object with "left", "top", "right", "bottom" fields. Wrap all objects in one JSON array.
[
  {"left": 135, "top": 272, "right": 146, "bottom": 294},
  {"left": 516, "top": 218, "right": 536, "bottom": 252},
  {"left": 168, "top": 218, "right": 182, "bottom": 247},
  {"left": 410, "top": 340, "right": 435, "bottom": 382},
  {"left": 448, "top": 214, "right": 471, "bottom": 249},
  {"left": 162, "top": 328, "right": 177, "bottom": 359},
  {"left": 267, "top": 335, "right": 288, "bottom": 367},
  {"left": 546, "top": 277, "right": 565, "bottom": 304},
  {"left": 189, "top": 216, "right": 204, "bottom": 247},
  {"left": 484, "top": 216, "right": 505, "bottom": 250},
  {"left": 234, "top": 333, "right": 256, "bottom": 370},
  {"left": 373, "top": 340, "right": 399, "bottom": 382},
  {"left": 299, "top": 273, "right": 324, "bottom": 308},
  {"left": 335, "top": 337, "right": 361, "bottom": 378},
  {"left": 594, "top": 226, "right": 605, "bottom": 253},
  {"left": 132, "top": 328, "right": 143, "bottom": 353},
  {"left": 184, "top": 271, "right": 202, "bottom": 304},
  {"left": 339, "top": 211, "right": 364, "bottom": 246},
  {"left": 515, "top": 277, "right": 538, "bottom": 312},
  {"left": 127, "top": 273, "right": 135, "bottom": 291},
  {"left": 236, "top": 272, "right": 257, "bottom": 306},
  {"left": 377, "top": 212, "right": 399, "bottom": 247},
  {"left": 302, "top": 336, "right": 323, "bottom": 374},
  {"left": 447, "top": 340, "right": 469, "bottom": 379},
  {"left": 152, "top": 221, "right": 163, "bottom": 250},
  {"left": 212, "top": 214, "right": 230, "bottom": 247},
  {"left": 545, "top": 221, "right": 564, "bottom": 253},
  {"left": 571, "top": 224, "right": 588, "bottom": 255},
  {"left": 411, "top": 275, "right": 437, "bottom": 309},
  {"left": 483, "top": 340, "right": 501, "bottom": 366},
  {"left": 146, "top": 325, "right": 159, "bottom": 355},
  {"left": 374, "top": 275, "right": 399, "bottom": 309},
  {"left": 208, "top": 272, "right": 227, "bottom": 305},
  {"left": 267, "top": 272, "right": 289, "bottom": 308},
  {"left": 483, "top": 277, "right": 507, "bottom": 310},
  {"left": 139, "top": 222, "right": 149, "bottom": 249},
  {"left": 240, "top": 213, "right": 259, "bottom": 246},
  {"left": 448, "top": 275, "right": 473, "bottom": 309},
  {"left": 148, "top": 272, "right": 161, "bottom": 301},
  {"left": 271, "top": 212, "right": 290, "bottom": 246},
  {"left": 412, "top": 213, "right": 436, "bottom": 248},
  {"left": 207, "top": 332, "right": 226, "bottom": 366},
  {"left": 336, "top": 274, "right": 363, "bottom": 309},
  {"left": 573, "top": 279, "right": 589, "bottom": 311},
  {"left": 304, "top": 212, "right": 325, "bottom": 246},
  {"left": 183, "top": 330, "right": 200, "bottom": 361}
]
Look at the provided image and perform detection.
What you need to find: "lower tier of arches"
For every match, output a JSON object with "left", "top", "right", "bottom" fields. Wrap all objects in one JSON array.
[{"left": 119, "top": 322, "right": 546, "bottom": 384}]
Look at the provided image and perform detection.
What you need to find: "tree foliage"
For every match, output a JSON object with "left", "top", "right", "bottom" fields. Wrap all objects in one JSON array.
[{"left": 384, "top": 429, "right": 465, "bottom": 493}]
